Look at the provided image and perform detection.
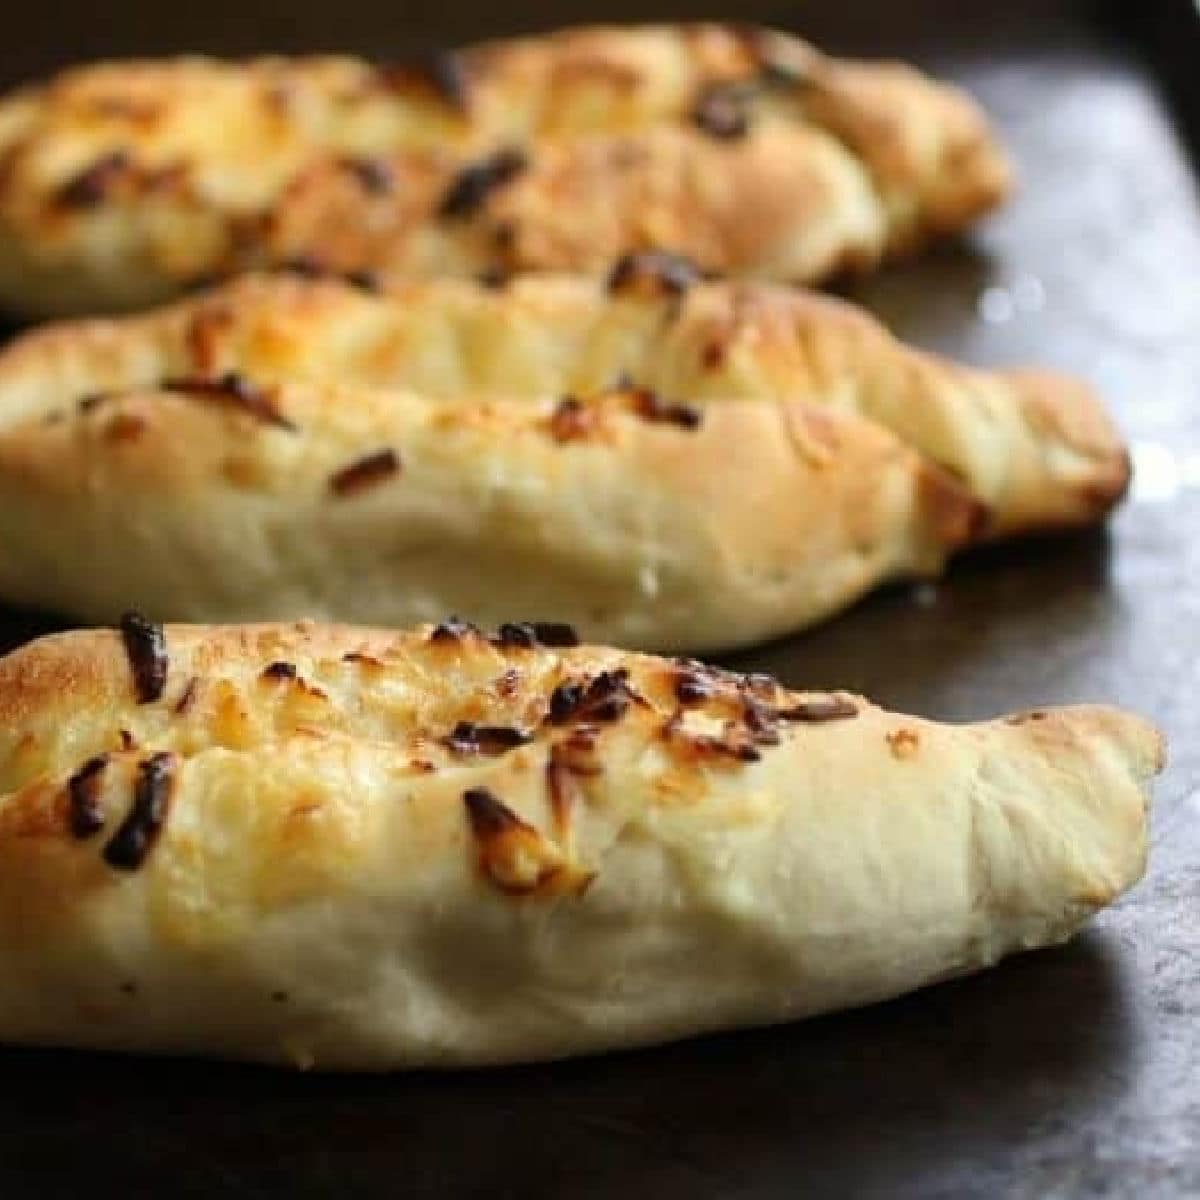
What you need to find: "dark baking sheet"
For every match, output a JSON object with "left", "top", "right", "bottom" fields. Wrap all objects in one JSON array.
[{"left": 1, "top": 2, "right": 1198, "bottom": 1196}]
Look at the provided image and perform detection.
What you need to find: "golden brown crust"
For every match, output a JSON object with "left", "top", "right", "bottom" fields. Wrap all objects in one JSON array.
[
  {"left": 262, "top": 123, "right": 882, "bottom": 285},
  {"left": 0, "top": 271, "right": 1125, "bottom": 532},
  {"left": 0, "top": 621, "right": 1164, "bottom": 1068},
  {"left": 0, "top": 24, "right": 1011, "bottom": 317},
  {"left": 0, "top": 271, "right": 1127, "bottom": 647}
]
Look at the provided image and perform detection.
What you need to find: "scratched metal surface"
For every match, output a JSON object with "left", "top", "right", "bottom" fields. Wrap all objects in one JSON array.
[{"left": 0, "top": 3, "right": 1198, "bottom": 1197}]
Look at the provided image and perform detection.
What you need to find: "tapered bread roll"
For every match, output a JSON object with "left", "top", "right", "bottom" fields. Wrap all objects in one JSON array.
[
  {"left": 0, "top": 24, "right": 1010, "bottom": 317},
  {"left": 0, "top": 271, "right": 1128, "bottom": 649},
  {"left": 0, "top": 620, "right": 1162, "bottom": 1069}
]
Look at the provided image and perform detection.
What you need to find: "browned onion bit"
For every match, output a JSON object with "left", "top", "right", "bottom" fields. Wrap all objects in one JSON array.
[
  {"left": 442, "top": 722, "right": 533, "bottom": 757},
  {"left": 462, "top": 786, "right": 524, "bottom": 838},
  {"left": 438, "top": 148, "right": 527, "bottom": 219},
  {"left": 547, "top": 396, "right": 597, "bottom": 443},
  {"left": 1006, "top": 710, "right": 1049, "bottom": 726},
  {"left": 530, "top": 622, "right": 580, "bottom": 647},
  {"left": 494, "top": 622, "right": 539, "bottom": 649},
  {"left": 277, "top": 254, "right": 325, "bottom": 280},
  {"left": 477, "top": 266, "right": 510, "bottom": 289},
  {"left": 119, "top": 612, "right": 168, "bottom": 704},
  {"left": 674, "top": 671, "right": 715, "bottom": 705},
  {"left": 692, "top": 82, "right": 753, "bottom": 139},
  {"left": 262, "top": 661, "right": 298, "bottom": 681},
  {"left": 329, "top": 448, "right": 402, "bottom": 496},
  {"left": 548, "top": 682, "right": 584, "bottom": 723},
  {"left": 103, "top": 412, "right": 147, "bottom": 442},
  {"left": 429, "top": 616, "right": 482, "bottom": 643},
  {"left": 746, "top": 672, "right": 779, "bottom": 695},
  {"left": 663, "top": 711, "right": 761, "bottom": 763},
  {"left": 607, "top": 250, "right": 701, "bottom": 299},
  {"left": 343, "top": 651, "right": 385, "bottom": 668},
  {"left": 671, "top": 657, "right": 751, "bottom": 694},
  {"left": 102, "top": 752, "right": 176, "bottom": 871},
  {"left": 161, "top": 372, "right": 297, "bottom": 431},
  {"left": 665, "top": 663, "right": 852, "bottom": 756},
  {"left": 494, "top": 668, "right": 521, "bottom": 697},
  {"left": 376, "top": 49, "right": 470, "bottom": 112},
  {"left": 344, "top": 269, "right": 382, "bottom": 293},
  {"left": 55, "top": 150, "right": 130, "bottom": 207},
  {"left": 548, "top": 669, "right": 638, "bottom": 725},
  {"left": 173, "top": 677, "right": 199, "bottom": 715},
  {"left": 492, "top": 621, "right": 581, "bottom": 650},
  {"left": 491, "top": 219, "right": 517, "bottom": 251},
  {"left": 342, "top": 156, "right": 393, "bottom": 194},
  {"left": 741, "top": 695, "right": 782, "bottom": 747},
  {"left": 777, "top": 696, "right": 859, "bottom": 723},
  {"left": 67, "top": 755, "right": 109, "bottom": 838},
  {"left": 274, "top": 257, "right": 380, "bottom": 293},
  {"left": 629, "top": 388, "right": 703, "bottom": 430}
]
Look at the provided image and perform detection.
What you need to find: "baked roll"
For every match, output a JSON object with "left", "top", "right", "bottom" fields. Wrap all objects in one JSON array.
[
  {"left": 0, "top": 270, "right": 1129, "bottom": 650},
  {"left": 0, "top": 619, "right": 1162, "bottom": 1069},
  {"left": 0, "top": 271, "right": 1128, "bottom": 652},
  {"left": 0, "top": 24, "right": 1011, "bottom": 317}
]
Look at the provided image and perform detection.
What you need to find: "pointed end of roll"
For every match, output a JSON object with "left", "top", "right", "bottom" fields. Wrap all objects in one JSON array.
[
  {"left": 1000, "top": 703, "right": 1165, "bottom": 909},
  {"left": 995, "top": 368, "right": 1132, "bottom": 536}
]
